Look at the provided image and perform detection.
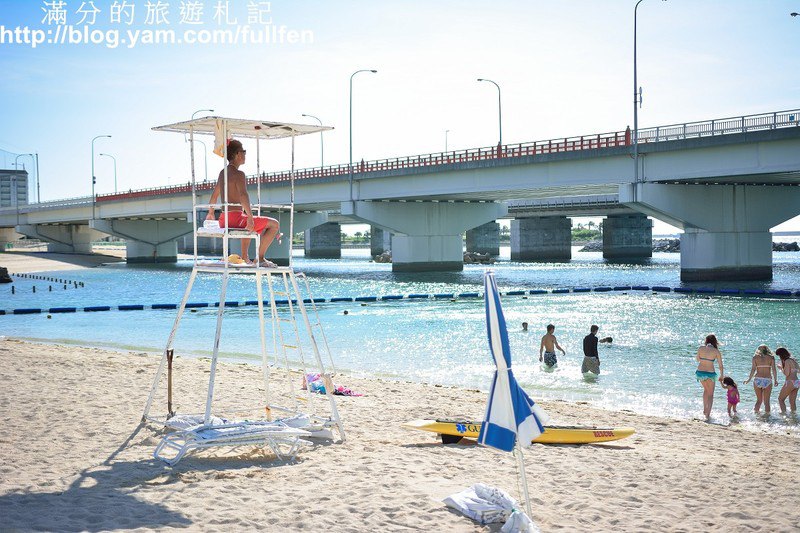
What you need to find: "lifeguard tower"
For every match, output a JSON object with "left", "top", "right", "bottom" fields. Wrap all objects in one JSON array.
[{"left": 142, "top": 117, "right": 344, "bottom": 466}]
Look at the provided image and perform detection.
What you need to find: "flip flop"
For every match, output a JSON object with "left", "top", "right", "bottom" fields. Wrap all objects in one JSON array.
[{"left": 258, "top": 259, "right": 278, "bottom": 268}]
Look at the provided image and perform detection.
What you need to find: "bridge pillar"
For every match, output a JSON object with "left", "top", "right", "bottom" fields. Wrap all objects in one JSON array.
[
  {"left": 511, "top": 216, "right": 572, "bottom": 261},
  {"left": 304, "top": 222, "right": 341, "bottom": 259},
  {"left": 466, "top": 221, "right": 500, "bottom": 255},
  {"left": 0, "top": 227, "right": 22, "bottom": 251},
  {"left": 342, "top": 200, "right": 507, "bottom": 272},
  {"left": 266, "top": 212, "right": 327, "bottom": 265},
  {"left": 90, "top": 219, "right": 192, "bottom": 263},
  {"left": 370, "top": 226, "right": 392, "bottom": 256},
  {"left": 16, "top": 224, "right": 103, "bottom": 254},
  {"left": 602, "top": 214, "right": 652, "bottom": 259},
  {"left": 620, "top": 183, "right": 800, "bottom": 281},
  {"left": 681, "top": 229, "right": 772, "bottom": 281}
]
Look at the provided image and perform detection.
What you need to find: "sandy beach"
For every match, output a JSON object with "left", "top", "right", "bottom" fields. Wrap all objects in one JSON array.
[
  {"left": 1, "top": 249, "right": 126, "bottom": 274},
  {"left": 0, "top": 338, "right": 796, "bottom": 532}
]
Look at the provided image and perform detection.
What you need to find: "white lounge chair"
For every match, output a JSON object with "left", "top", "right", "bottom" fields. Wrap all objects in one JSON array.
[{"left": 154, "top": 420, "right": 312, "bottom": 466}]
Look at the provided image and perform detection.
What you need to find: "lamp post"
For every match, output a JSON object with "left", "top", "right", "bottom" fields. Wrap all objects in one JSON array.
[
  {"left": 477, "top": 78, "right": 502, "bottom": 147},
  {"left": 185, "top": 137, "right": 209, "bottom": 181},
  {"left": 35, "top": 152, "right": 40, "bottom": 203},
  {"left": 791, "top": 12, "right": 799, "bottom": 17},
  {"left": 445, "top": 130, "right": 450, "bottom": 152},
  {"left": 191, "top": 108, "right": 214, "bottom": 120},
  {"left": 302, "top": 113, "right": 324, "bottom": 167},
  {"left": 13, "top": 153, "right": 33, "bottom": 226},
  {"left": 91, "top": 135, "right": 111, "bottom": 220},
  {"left": 99, "top": 153, "right": 117, "bottom": 193},
  {"left": 349, "top": 68, "right": 377, "bottom": 201},
  {"left": 633, "top": 0, "right": 666, "bottom": 184}
]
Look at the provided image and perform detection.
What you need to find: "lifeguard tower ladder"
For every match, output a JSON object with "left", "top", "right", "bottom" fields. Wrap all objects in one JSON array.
[{"left": 142, "top": 117, "right": 344, "bottom": 454}]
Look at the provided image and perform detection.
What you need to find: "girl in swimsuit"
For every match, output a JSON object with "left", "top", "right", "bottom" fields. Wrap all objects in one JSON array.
[
  {"left": 695, "top": 334, "right": 724, "bottom": 420},
  {"left": 721, "top": 377, "right": 740, "bottom": 418},
  {"left": 776, "top": 347, "right": 799, "bottom": 415},
  {"left": 743, "top": 344, "right": 779, "bottom": 414}
]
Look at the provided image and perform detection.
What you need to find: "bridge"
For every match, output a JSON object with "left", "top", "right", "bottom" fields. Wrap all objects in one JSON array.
[{"left": 2, "top": 108, "right": 799, "bottom": 280}]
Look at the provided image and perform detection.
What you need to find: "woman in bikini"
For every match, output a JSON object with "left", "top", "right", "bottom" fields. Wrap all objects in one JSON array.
[
  {"left": 743, "top": 344, "right": 779, "bottom": 414},
  {"left": 695, "top": 334, "right": 724, "bottom": 420},
  {"left": 776, "top": 347, "right": 799, "bottom": 415}
]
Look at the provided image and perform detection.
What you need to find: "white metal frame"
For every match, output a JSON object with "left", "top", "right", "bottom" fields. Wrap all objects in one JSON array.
[{"left": 142, "top": 117, "right": 344, "bottom": 456}]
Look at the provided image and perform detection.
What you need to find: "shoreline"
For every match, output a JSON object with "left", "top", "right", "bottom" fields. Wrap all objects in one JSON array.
[
  {"left": 6, "top": 335, "right": 798, "bottom": 440},
  {"left": 0, "top": 338, "right": 796, "bottom": 531}
]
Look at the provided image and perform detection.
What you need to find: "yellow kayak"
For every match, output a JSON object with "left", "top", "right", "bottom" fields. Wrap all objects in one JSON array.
[{"left": 402, "top": 419, "right": 635, "bottom": 445}]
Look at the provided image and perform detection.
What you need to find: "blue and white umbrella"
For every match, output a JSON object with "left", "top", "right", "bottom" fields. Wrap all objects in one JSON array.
[{"left": 478, "top": 270, "right": 549, "bottom": 517}]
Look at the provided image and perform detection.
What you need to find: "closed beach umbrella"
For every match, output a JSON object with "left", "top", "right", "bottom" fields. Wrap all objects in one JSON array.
[{"left": 478, "top": 271, "right": 549, "bottom": 517}]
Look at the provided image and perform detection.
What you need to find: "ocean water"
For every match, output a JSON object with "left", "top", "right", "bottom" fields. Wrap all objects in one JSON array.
[{"left": 2, "top": 246, "right": 800, "bottom": 436}]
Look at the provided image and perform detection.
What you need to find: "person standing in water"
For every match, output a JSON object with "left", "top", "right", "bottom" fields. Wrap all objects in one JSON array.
[
  {"left": 776, "top": 347, "right": 798, "bottom": 414},
  {"left": 582, "top": 325, "right": 601, "bottom": 375},
  {"left": 539, "top": 324, "right": 565, "bottom": 368},
  {"left": 695, "top": 334, "right": 724, "bottom": 420},
  {"left": 743, "top": 344, "right": 779, "bottom": 414}
]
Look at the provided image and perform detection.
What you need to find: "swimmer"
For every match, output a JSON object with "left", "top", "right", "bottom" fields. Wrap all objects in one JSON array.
[{"left": 539, "top": 324, "right": 565, "bottom": 368}]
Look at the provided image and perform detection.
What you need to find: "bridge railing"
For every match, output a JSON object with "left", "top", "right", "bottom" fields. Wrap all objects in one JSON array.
[
  {"left": 94, "top": 108, "right": 800, "bottom": 203},
  {"left": 0, "top": 195, "right": 92, "bottom": 214},
  {"left": 638, "top": 109, "right": 800, "bottom": 143}
]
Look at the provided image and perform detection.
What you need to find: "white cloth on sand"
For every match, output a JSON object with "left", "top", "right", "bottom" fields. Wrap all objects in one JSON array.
[{"left": 444, "top": 483, "right": 539, "bottom": 532}]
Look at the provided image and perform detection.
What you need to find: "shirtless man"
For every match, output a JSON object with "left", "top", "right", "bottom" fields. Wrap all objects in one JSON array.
[
  {"left": 539, "top": 324, "right": 565, "bottom": 368},
  {"left": 205, "top": 139, "right": 280, "bottom": 266}
]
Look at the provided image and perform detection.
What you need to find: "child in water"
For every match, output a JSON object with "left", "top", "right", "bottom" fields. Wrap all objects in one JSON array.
[{"left": 722, "top": 377, "right": 740, "bottom": 417}]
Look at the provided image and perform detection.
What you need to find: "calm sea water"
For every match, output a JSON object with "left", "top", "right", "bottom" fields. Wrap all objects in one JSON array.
[{"left": 2, "top": 246, "right": 800, "bottom": 436}]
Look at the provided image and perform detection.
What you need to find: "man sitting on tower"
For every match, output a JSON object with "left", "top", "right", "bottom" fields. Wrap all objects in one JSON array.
[{"left": 206, "top": 139, "right": 281, "bottom": 267}]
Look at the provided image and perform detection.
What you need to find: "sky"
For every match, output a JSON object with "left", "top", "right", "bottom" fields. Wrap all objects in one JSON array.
[{"left": 1, "top": 0, "right": 799, "bottom": 234}]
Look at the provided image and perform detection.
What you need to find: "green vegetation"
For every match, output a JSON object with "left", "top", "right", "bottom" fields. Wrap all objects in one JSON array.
[
  {"left": 572, "top": 228, "right": 601, "bottom": 241},
  {"left": 340, "top": 230, "right": 371, "bottom": 245}
]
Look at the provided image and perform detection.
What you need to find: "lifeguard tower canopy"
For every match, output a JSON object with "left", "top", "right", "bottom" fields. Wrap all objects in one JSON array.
[{"left": 152, "top": 117, "right": 333, "bottom": 138}]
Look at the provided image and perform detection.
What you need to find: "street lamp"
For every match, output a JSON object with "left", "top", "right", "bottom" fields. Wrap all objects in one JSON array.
[
  {"left": 349, "top": 68, "right": 377, "bottom": 201},
  {"left": 191, "top": 108, "right": 214, "bottom": 120},
  {"left": 13, "top": 153, "right": 33, "bottom": 226},
  {"left": 92, "top": 135, "right": 111, "bottom": 219},
  {"left": 477, "top": 78, "right": 502, "bottom": 147},
  {"left": 302, "top": 113, "right": 324, "bottom": 167},
  {"left": 633, "top": 0, "right": 667, "bottom": 184},
  {"left": 185, "top": 137, "right": 209, "bottom": 182},
  {"left": 99, "top": 153, "right": 117, "bottom": 193},
  {"left": 445, "top": 130, "right": 450, "bottom": 152},
  {"left": 791, "top": 12, "right": 799, "bottom": 17}
]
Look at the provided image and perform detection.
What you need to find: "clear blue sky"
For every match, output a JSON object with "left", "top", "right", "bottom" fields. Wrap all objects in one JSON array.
[{"left": 1, "top": 0, "right": 799, "bottom": 232}]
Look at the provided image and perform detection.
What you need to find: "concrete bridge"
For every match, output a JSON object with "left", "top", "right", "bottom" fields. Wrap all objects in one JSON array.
[{"left": 2, "top": 108, "right": 799, "bottom": 280}]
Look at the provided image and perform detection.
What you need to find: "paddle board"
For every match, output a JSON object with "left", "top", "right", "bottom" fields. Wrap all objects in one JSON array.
[{"left": 402, "top": 419, "right": 635, "bottom": 445}]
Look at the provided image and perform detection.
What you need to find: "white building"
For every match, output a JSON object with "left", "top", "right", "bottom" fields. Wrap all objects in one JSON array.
[{"left": 0, "top": 170, "right": 28, "bottom": 208}]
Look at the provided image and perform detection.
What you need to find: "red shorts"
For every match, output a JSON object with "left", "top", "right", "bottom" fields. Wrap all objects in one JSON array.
[{"left": 219, "top": 211, "right": 273, "bottom": 233}]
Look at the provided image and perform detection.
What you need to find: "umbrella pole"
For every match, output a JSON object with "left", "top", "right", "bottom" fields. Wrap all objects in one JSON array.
[
  {"left": 514, "top": 442, "right": 533, "bottom": 518},
  {"left": 166, "top": 349, "right": 175, "bottom": 418}
]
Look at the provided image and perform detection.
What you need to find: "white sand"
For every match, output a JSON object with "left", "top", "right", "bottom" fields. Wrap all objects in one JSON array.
[
  {"left": 0, "top": 339, "right": 795, "bottom": 532},
  {"left": 1, "top": 250, "right": 125, "bottom": 274}
]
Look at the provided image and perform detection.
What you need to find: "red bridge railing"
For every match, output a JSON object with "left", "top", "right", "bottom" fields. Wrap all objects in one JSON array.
[{"left": 97, "top": 108, "right": 799, "bottom": 203}]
